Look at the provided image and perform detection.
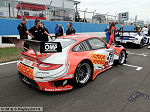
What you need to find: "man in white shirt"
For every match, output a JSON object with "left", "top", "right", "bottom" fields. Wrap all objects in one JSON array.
[{"left": 142, "top": 26, "right": 148, "bottom": 35}]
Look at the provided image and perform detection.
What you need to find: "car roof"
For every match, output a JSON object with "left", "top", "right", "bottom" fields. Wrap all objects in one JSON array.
[{"left": 58, "top": 34, "right": 101, "bottom": 43}]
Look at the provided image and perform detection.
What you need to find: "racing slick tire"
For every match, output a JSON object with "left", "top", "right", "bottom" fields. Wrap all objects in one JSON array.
[
  {"left": 116, "top": 41, "right": 121, "bottom": 45},
  {"left": 138, "top": 39, "right": 144, "bottom": 48},
  {"left": 115, "top": 50, "right": 127, "bottom": 65},
  {"left": 147, "top": 38, "right": 150, "bottom": 45},
  {"left": 74, "top": 61, "right": 92, "bottom": 87}
]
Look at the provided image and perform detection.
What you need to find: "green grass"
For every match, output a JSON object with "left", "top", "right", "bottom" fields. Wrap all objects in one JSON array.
[
  {"left": 0, "top": 47, "right": 20, "bottom": 63},
  {"left": 102, "top": 37, "right": 106, "bottom": 41}
]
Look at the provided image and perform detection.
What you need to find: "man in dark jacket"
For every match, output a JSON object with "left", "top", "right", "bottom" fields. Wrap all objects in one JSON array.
[
  {"left": 66, "top": 22, "right": 76, "bottom": 35},
  {"left": 28, "top": 19, "right": 50, "bottom": 41},
  {"left": 40, "top": 22, "right": 51, "bottom": 41},
  {"left": 58, "top": 24, "right": 64, "bottom": 37},
  {"left": 17, "top": 17, "right": 29, "bottom": 51}
]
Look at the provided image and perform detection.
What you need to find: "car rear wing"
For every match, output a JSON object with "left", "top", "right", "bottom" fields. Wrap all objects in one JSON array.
[{"left": 9, "top": 38, "right": 62, "bottom": 61}]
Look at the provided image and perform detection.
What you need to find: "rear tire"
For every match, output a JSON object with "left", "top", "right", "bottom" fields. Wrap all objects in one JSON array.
[
  {"left": 115, "top": 50, "right": 127, "bottom": 65},
  {"left": 74, "top": 61, "right": 92, "bottom": 87},
  {"left": 138, "top": 39, "right": 144, "bottom": 48}
]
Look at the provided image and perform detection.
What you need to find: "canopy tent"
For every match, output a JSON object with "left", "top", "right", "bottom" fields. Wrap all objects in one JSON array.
[{"left": 16, "top": 2, "right": 46, "bottom": 11}]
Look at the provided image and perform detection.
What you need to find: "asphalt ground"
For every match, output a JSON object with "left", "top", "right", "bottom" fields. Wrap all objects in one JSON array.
[{"left": 0, "top": 45, "right": 150, "bottom": 112}]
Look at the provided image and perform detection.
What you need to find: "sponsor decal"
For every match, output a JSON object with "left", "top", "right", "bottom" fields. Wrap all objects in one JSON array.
[
  {"left": 18, "top": 63, "right": 34, "bottom": 79},
  {"left": 22, "top": 58, "right": 33, "bottom": 67},
  {"left": 38, "top": 71, "right": 49, "bottom": 75},
  {"left": 40, "top": 42, "right": 62, "bottom": 53},
  {"left": 45, "top": 87, "right": 73, "bottom": 91},
  {"left": 63, "top": 74, "right": 73, "bottom": 79},
  {"left": 89, "top": 52, "right": 106, "bottom": 65}
]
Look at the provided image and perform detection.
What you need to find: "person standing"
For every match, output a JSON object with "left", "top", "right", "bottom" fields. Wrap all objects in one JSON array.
[
  {"left": 28, "top": 19, "right": 50, "bottom": 41},
  {"left": 109, "top": 22, "right": 117, "bottom": 45},
  {"left": 28, "top": 19, "right": 41, "bottom": 41},
  {"left": 105, "top": 22, "right": 111, "bottom": 43},
  {"left": 40, "top": 22, "right": 51, "bottom": 41},
  {"left": 55, "top": 24, "right": 59, "bottom": 38},
  {"left": 66, "top": 22, "right": 76, "bottom": 35},
  {"left": 142, "top": 26, "right": 148, "bottom": 36},
  {"left": 58, "top": 24, "right": 64, "bottom": 37},
  {"left": 17, "top": 17, "right": 29, "bottom": 51}
]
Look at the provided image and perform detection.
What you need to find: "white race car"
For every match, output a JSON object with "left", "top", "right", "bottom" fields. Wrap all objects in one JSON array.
[{"left": 116, "top": 31, "right": 150, "bottom": 48}]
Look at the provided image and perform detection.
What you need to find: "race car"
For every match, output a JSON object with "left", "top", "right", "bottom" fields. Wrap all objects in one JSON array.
[
  {"left": 10, "top": 34, "right": 127, "bottom": 92},
  {"left": 148, "top": 25, "right": 150, "bottom": 36},
  {"left": 116, "top": 31, "right": 149, "bottom": 48}
]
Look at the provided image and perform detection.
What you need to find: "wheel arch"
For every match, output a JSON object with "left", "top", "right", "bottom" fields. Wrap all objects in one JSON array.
[{"left": 75, "top": 59, "right": 94, "bottom": 80}]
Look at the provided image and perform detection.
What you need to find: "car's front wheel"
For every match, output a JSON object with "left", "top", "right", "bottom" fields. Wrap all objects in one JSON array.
[{"left": 74, "top": 61, "right": 92, "bottom": 87}]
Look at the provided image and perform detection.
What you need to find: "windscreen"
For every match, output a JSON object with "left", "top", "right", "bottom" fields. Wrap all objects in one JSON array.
[{"left": 53, "top": 38, "right": 77, "bottom": 49}]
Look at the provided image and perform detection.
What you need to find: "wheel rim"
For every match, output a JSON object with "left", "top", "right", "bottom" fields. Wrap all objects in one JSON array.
[
  {"left": 140, "top": 40, "right": 143, "bottom": 47},
  {"left": 76, "top": 63, "right": 91, "bottom": 84},
  {"left": 119, "top": 51, "right": 126, "bottom": 64}
]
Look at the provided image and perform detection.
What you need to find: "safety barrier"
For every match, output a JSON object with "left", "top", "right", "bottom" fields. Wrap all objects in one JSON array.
[{"left": 0, "top": 18, "right": 135, "bottom": 35}]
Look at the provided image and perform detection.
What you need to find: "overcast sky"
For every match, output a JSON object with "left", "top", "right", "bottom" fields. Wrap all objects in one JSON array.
[{"left": 78, "top": 0, "right": 150, "bottom": 22}]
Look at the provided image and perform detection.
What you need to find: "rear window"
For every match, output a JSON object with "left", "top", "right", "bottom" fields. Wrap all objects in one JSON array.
[{"left": 53, "top": 38, "right": 77, "bottom": 49}]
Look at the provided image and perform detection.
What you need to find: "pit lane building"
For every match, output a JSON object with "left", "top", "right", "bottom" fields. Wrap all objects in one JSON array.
[{"left": 0, "top": 0, "right": 80, "bottom": 21}]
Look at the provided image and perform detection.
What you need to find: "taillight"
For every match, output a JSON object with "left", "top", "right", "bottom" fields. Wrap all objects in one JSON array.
[
  {"left": 20, "top": 56, "right": 24, "bottom": 61},
  {"left": 20, "top": 57, "right": 23, "bottom": 61},
  {"left": 38, "top": 63, "right": 62, "bottom": 70}
]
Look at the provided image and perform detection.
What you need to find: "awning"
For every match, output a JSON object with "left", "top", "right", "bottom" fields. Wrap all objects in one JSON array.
[{"left": 16, "top": 2, "right": 46, "bottom": 11}]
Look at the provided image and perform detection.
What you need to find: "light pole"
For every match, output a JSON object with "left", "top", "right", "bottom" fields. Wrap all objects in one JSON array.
[
  {"left": 135, "top": 15, "right": 137, "bottom": 26},
  {"left": 11, "top": 0, "right": 15, "bottom": 18},
  {"left": 106, "top": 12, "right": 109, "bottom": 24},
  {"left": 92, "top": 10, "right": 96, "bottom": 23},
  {"left": 62, "top": 0, "right": 64, "bottom": 9},
  {"left": 48, "top": 1, "right": 52, "bottom": 20},
  {"left": 93, "top": 10, "right": 96, "bottom": 16},
  {"left": 20, "top": 0, "right": 23, "bottom": 18},
  {"left": 84, "top": 8, "right": 88, "bottom": 23},
  {"left": 115, "top": 13, "right": 119, "bottom": 23}
]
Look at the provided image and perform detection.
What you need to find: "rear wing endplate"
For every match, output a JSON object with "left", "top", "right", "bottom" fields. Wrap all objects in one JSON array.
[{"left": 9, "top": 38, "right": 62, "bottom": 61}]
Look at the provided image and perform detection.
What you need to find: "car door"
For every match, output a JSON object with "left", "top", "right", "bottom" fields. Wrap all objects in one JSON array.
[{"left": 86, "top": 37, "right": 114, "bottom": 71}]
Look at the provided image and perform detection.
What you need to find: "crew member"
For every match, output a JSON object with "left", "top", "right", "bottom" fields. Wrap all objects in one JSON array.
[
  {"left": 17, "top": 17, "right": 29, "bottom": 51},
  {"left": 40, "top": 22, "right": 51, "bottom": 41},
  {"left": 55, "top": 24, "right": 59, "bottom": 38},
  {"left": 66, "top": 22, "right": 76, "bottom": 35},
  {"left": 105, "top": 22, "right": 111, "bottom": 43},
  {"left": 58, "top": 24, "right": 64, "bottom": 37},
  {"left": 28, "top": 19, "right": 50, "bottom": 41}
]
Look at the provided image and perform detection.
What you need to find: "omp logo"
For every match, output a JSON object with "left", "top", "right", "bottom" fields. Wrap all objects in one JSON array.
[
  {"left": 40, "top": 42, "right": 62, "bottom": 53},
  {"left": 45, "top": 43, "right": 57, "bottom": 52}
]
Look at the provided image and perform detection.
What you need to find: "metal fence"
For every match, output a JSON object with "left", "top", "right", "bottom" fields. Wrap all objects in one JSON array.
[
  {"left": 0, "top": 0, "right": 149, "bottom": 26},
  {"left": 76, "top": 10, "right": 150, "bottom": 26}
]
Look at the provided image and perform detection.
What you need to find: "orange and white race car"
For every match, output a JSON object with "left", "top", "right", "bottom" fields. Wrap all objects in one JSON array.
[{"left": 11, "top": 34, "right": 127, "bottom": 92}]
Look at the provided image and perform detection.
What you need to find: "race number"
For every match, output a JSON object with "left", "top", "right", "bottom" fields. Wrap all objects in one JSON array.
[
  {"left": 40, "top": 42, "right": 62, "bottom": 53},
  {"left": 107, "top": 52, "right": 114, "bottom": 65}
]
